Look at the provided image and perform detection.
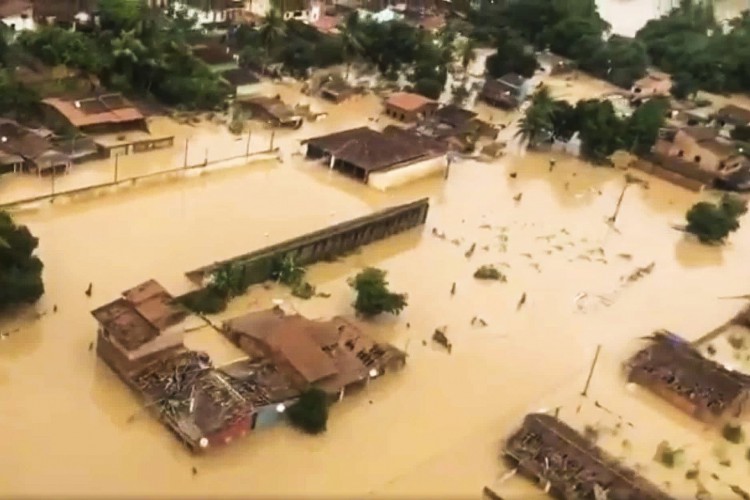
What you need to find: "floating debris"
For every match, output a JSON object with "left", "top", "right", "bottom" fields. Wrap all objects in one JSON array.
[
  {"left": 685, "top": 469, "right": 699, "bottom": 480},
  {"left": 432, "top": 328, "right": 452, "bottom": 354},
  {"left": 730, "top": 485, "right": 750, "bottom": 500},
  {"left": 707, "top": 344, "right": 717, "bottom": 356},
  {"left": 315, "top": 292, "right": 331, "bottom": 298},
  {"left": 465, "top": 243, "right": 476, "bottom": 258},
  {"left": 85, "top": 283, "right": 93, "bottom": 297},
  {"left": 474, "top": 265, "right": 506, "bottom": 281},
  {"left": 431, "top": 228, "right": 446, "bottom": 239},
  {"left": 536, "top": 234, "right": 555, "bottom": 242},
  {"left": 530, "top": 263, "right": 541, "bottom": 272},
  {"left": 89, "top": 341, "right": 94, "bottom": 351},
  {"left": 513, "top": 193, "right": 523, "bottom": 203},
  {"left": 479, "top": 224, "right": 492, "bottom": 229},
  {"left": 450, "top": 282, "right": 456, "bottom": 295},
  {"left": 520, "top": 253, "right": 532, "bottom": 259},
  {"left": 516, "top": 292, "right": 527, "bottom": 311},
  {"left": 654, "top": 441, "right": 683, "bottom": 468},
  {"left": 617, "top": 253, "right": 633, "bottom": 260},
  {"left": 577, "top": 255, "right": 592, "bottom": 262},
  {"left": 722, "top": 423, "right": 745, "bottom": 444},
  {"left": 553, "top": 245, "right": 564, "bottom": 251},
  {"left": 192, "top": 467, "right": 198, "bottom": 476},
  {"left": 624, "top": 262, "right": 655, "bottom": 283},
  {"left": 583, "top": 424, "right": 599, "bottom": 442},
  {"left": 450, "top": 238, "right": 460, "bottom": 246}
]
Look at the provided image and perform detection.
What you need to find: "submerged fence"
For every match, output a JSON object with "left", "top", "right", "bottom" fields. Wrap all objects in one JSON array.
[{"left": 0, "top": 131, "right": 280, "bottom": 210}]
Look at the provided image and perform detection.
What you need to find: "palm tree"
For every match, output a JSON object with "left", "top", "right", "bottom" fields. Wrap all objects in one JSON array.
[
  {"left": 515, "top": 85, "right": 557, "bottom": 148},
  {"left": 112, "top": 29, "right": 148, "bottom": 84},
  {"left": 340, "top": 12, "right": 363, "bottom": 80}
]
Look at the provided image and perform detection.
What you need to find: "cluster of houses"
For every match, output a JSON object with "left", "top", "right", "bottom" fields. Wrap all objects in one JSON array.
[
  {"left": 92, "top": 279, "right": 406, "bottom": 452},
  {"left": 0, "top": 92, "right": 175, "bottom": 176}
]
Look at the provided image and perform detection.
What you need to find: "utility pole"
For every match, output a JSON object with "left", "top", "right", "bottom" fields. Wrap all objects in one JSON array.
[
  {"left": 114, "top": 154, "right": 120, "bottom": 183},
  {"left": 580, "top": 344, "right": 602, "bottom": 398},
  {"left": 270, "top": 130, "right": 276, "bottom": 151},
  {"left": 245, "top": 131, "right": 252, "bottom": 157},
  {"left": 609, "top": 180, "right": 631, "bottom": 224},
  {"left": 183, "top": 138, "right": 189, "bottom": 168}
]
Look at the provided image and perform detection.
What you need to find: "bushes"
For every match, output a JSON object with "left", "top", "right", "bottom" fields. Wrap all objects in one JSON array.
[
  {"left": 286, "top": 388, "right": 329, "bottom": 435},
  {"left": 349, "top": 267, "right": 407, "bottom": 318},
  {"left": 0, "top": 211, "right": 44, "bottom": 311},
  {"left": 685, "top": 194, "right": 748, "bottom": 244}
]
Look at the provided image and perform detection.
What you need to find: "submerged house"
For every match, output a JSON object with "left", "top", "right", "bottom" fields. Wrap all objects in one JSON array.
[
  {"left": 414, "top": 104, "right": 498, "bottom": 151},
  {"left": 302, "top": 125, "right": 448, "bottom": 188},
  {"left": 0, "top": 0, "right": 35, "bottom": 31},
  {"left": 715, "top": 104, "right": 750, "bottom": 130},
  {"left": 383, "top": 92, "right": 438, "bottom": 123},
  {"left": 237, "top": 95, "right": 303, "bottom": 128},
  {"left": 220, "top": 68, "right": 260, "bottom": 97},
  {"left": 41, "top": 94, "right": 148, "bottom": 135},
  {"left": 479, "top": 73, "right": 530, "bottom": 110},
  {"left": 222, "top": 307, "right": 407, "bottom": 400},
  {"left": 504, "top": 413, "right": 673, "bottom": 500},
  {"left": 92, "top": 280, "right": 194, "bottom": 379},
  {"left": 630, "top": 70, "right": 672, "bottom": 101},
  {"left": 652, "top": 126, "right": 750, "bottom": 191},
  {"left": 0, "top": 119, "right": 71, "bottom": 175},
  {"left": 626, "top": 331, "right": 750, "bottom": 424}
]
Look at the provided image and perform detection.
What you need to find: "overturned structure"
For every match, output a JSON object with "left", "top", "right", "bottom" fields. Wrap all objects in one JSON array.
[
  {"left": 504, "top": 413, "right": 673, "bottom": 500},
  {"left": 626, "top": 331, "right": 750, "bottom": 423}
]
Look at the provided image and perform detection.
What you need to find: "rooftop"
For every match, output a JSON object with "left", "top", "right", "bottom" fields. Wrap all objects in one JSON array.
[
  {"left": 192, "top": 42, "right": 236, "bottom": 66},
  {"left": 43, "top": 94, "right": 145, "bottom": 128},
  {"left": 238, "top": 95, "right": 298, "bottom": 122},
  {"left": 433, "top": 105, "right": 477, "bottom": 128},
  {"left": 0, "top": 0, "right": 31, "bottom": 18},
  {"left": 385, "top": 92, "right": 436, "bottom": 112},
  {"left": 223, "top": 307, "right": 406, "bottom": 393},
  {"left": 91, "top": 280, "right": 188, "bottom": 352},
  {"left": 0, "top": 118, "right": 66, "bottom": 163},
  {"left": 303, "top": 126, "right": 446, "bottom": 172},
  {"left": 498, "top": 73, "right": 526, "bottom": 88},
  {"left": 716, "top": 104, "right": 750, "bottom": 126},
  {"left": 220, "top": 68, "right": 259, "bottom": 87}
]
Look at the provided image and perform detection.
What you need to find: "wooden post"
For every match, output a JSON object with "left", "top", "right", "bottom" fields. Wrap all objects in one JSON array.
[
  {"left": 114, "top": 154, "right": 119, "bottom": 183},
  {"left": 609, "top": 182, "right": 630, "bottom": 224},
  {"left": 245, "top": 131, "right": 252, "bottom": 157},
  {"left": 581, "top": 344, "right": 602, "bottom": 397},
  {"left": 183, "top": 138, "right": 189, "bottom": 168},
  {"left": 270, "top": 130, "right": 276, "bottom": 151},
  {"left": 204, "top": 147, "right": 208, "bottom": 166}
]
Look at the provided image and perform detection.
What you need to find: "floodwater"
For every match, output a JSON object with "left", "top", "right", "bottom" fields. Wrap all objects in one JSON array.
[{"left": 3, "top": 50, "right": 750, "bottom": 500}]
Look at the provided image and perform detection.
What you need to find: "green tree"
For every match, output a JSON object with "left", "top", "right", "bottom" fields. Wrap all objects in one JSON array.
[
  {"left": 286, "top": 388, "right": 329, "bottom": 435},
  {"left": 575, "top": 99, "right": 625, "bottom": 163},
  {"left": 340, "top": 12, "right": 363, "bottom": 79},
  {"left": 349, "top": 267, "right": 407, "bottom": 318},
  {"left": 685, "top": 194, "right": 747, "bottom": 244},
  {"left": 0, "top": 211, "right": 44, "bottom": 311},
  {"left": 671, "top": 71, "right": 699, "bottom": 99},
  {"left": 515, "top": 85, "right": 556, "bottom": 148},
  {"left": 413, "top": 78, "right": 443, "bottom": 100},
  {"left": 486, "top": 30, "right": 537, "bottom": 78},
  {"left": 625, "top": 98, "right": 667, "bottom": 155},
  {"left": 259, "top": 10, "right": 286, "bottom": 57},
  {"left": 98, "top": 0, "right": 146, "bottom": 34},
  {"left": 458, "top": 38, "right": 476, "bottom": 70}
]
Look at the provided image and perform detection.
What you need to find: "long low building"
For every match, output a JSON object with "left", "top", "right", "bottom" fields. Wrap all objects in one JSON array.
[{"left": 302, "top": 126, "right": 448, "bottom": 189}]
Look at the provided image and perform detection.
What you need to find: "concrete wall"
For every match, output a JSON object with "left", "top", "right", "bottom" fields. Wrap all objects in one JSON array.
[
  {"left": 185, "top": 198, "right": 430, "bottom": 285},
  {"left": 368, "top": 156, "right": 446, "bottom": 191}
]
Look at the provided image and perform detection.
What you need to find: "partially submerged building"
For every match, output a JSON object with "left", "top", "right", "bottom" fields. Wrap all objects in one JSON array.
[
  {"left": 383, "top": 92, "right": 438, "bottom": 123},
  {"left": 480, "top": 73, "right": 530, "bottom": 110},
  {"left": 302, "top": 126, "right": 448, "bottom": 188},
  {"left": 220, "top": 68, "right": 261, "bottom": 97},
  {"left": 715, "top": 104, "right": 750, "bottom": 130},
  {"left": 537, "top": 51, "right": 574, "bottom": 76},
  {"left": 41, "top": 93, "right": 148, "bottom": 135},
  {"left": 504, "top": 413, "right": 673, "bottom": 500},
  {"left": 92, "top": 280, "right": 195, "bottom": 379},
  {"left": 626, "top": 331, "right": 750, "bottom": 424},
  {"left": 319, "top": 78, "right": 358, "bottom": 103},
  {"left": 222, "top": 306, "right": 407, "bottom": 399},
  {"left": 237, "top": 95, "right": 303, "bottom": 128},
  {"left": 0, "top": 119, "right": 71, "bottom": 175},
  {"left": 631, "top": 70, "right": 672, "bottom": 101},
  {"left": 414, "top": 104, "right": 498, "bottom": 151},
  {"left": 651, "top": 126, "right": 750, "bottom": 191}
]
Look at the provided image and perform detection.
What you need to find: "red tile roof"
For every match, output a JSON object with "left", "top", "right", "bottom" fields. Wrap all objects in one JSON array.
[
  {"left": 385, "top": 92, "right": 435, "bottom": 112},
  {"left": 43, "top": 94, "right": 145, "bottom": 128}
]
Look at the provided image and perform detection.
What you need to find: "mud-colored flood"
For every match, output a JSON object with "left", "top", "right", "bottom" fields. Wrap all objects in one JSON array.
[{"left": 3, "top": 49, "right": 750, "bottom": 499}]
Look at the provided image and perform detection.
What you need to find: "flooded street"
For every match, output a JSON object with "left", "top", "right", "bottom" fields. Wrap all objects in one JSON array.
[{"left": 4, "top": 12, "right": 750, "bottom": 498}]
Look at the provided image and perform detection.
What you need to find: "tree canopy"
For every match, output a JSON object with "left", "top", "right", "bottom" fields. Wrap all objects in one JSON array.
[
  {"left": 0, "top": 211, "right": 44, "bottom": 311},
  {"left": 685, "top": 194, "right": 748, "bottom": 244},
  {"left": 349, "top": 267, "right": 407, "bottom": 318}
]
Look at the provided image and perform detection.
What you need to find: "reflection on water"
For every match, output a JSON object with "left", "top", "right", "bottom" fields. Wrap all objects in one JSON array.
[{"left": 3, "top": 21, "right": 750, "bottom": 498}]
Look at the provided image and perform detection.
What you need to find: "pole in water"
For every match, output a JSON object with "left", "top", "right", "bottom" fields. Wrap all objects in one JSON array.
[
  {"left": 270, "top": 130, "right": 276, "bottom": 150},
  {"left": 114, "top": 154, "right": 119, "bottom": 182},
  {"left": 581, "top": 344, "right": 602, "bottom": 397},
  {"left": 183, "top": 138, "right": 189, "bottom": 168},
  {"left": 245, "top": 131, "right": 252, "bottom": 156},
  {"left": 609, "top": 181, "right": 630, "bottom": 224}
]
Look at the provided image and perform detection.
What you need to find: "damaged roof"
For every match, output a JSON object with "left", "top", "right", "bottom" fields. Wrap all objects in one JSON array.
[
  {"left": 43, "top": 93, "right": 144, "bottom": 128},
  {"left": 91, "top": 280, "right": 188, "bottom": 352},
  {"left": 716, "top": 104, "right": 750, "bottom": 126}
]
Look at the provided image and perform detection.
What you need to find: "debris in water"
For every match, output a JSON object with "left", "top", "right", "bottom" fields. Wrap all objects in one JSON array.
[
  {"left": 622, "top": 439, "right": 631, "bottom": 451},
  {"left": 474, "top": 265, "right": 506, "bottom": 281},
  {"left": 509, "top": 172, "right": 517, "bottom": 178},
  {"left": 406, "top": 322, "right": 410, "bottom": 329},
  {"left": 577, "top": 255, "right": 592, "bottom": 261},
  {"left": 730, "top": 485, "right": 750, "bottom": 500},
  {"left": 481, "top": 245, "right": 490, "bottom": 251},
  {"left": 707, "top": 344, "right": 717, "bottom": 356},
  {"left": 479, "top": 224, "right": 492, "bottom": 229},
  {"left": 315, "top": 292, "right": 331, "bottom": 298},
  {"left": 520, "top": 253, "right": 532, "bottom": 259},
  {"left": 654, "top": 441, "right": 683, "bottom": 468},
  {"left": 617, "top": 253, "right": 633, "bottom": 260},
  {"left": 464, "top": 243, "right": 476, "bottom": 258},
  {"left": 513, "top": 193, "right": 522, "bottom": 203},
  {"left": 432, "top": 328, "right": 452, "bottom": 354},
  {"left": 450, "top": 282, "right": 456, "bottom": 295},
  {"left": 530, "top": 263, "right": 541, "bottom": 272},
  {"left": 719, "top": 459, "right": 732, "bottom": 467},
  {"left": 728, "top": 335, "right": 745, "bottom": 350},
  {"left": 536, "top": 234, "right": 555, "bottom": 241},
  {"left": 624, "top": 262, "right": 655, "bottom": 282},
  {"left": 686, "top": 469, "right": 699, "bottom": 480},
  {"left": 192, "top": 467, "right": 198, "bottom": 476},
  {"left": 516, "top": 293, "right": 527, "bottom": 310},
  {"left": 471, "top": 316, "right": 477, "bottom": 325},
  {"left": 88, "top": 341, "right": 94, "bottom": 351},
  {"left": 450, "top": 238, "right": 460, "bottom": 246},
  {"left": 85, "top": 283, "right": 93, "bottom": 297},
  {"left": 53, "top": 304, "right": 58, "bottom": 313},
  {"left": 583, "top": 425, "right": 599, "bottom": 442},
  {"left": 431, "top": 228, "right": 446, "bottom": 239},
  {"left": 721, "top": 423, "right": 745, "bottom": 444}
]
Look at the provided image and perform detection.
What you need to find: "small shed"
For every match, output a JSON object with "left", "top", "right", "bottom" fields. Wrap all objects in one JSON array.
[
  {"left": 320, "top": 78, "right": 357, "bottom": 103},
  {"left": 383, "top": 92, "right": 438, "bottom": 122},
  {"left": 237, "top": 95, "right": 303, "bottom": 128}
]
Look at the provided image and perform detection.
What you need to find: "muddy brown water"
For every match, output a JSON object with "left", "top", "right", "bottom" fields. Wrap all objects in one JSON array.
[{"left": 3, "top": 17, "right": 750, "bottom": 498}]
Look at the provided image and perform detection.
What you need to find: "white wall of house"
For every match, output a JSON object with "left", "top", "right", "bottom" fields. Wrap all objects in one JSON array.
[
  {"left": 172, "top": 1, "right": 228, "bottom": 24},
  {"left": 367, "top": 155, "right": 446, "bottom": 191},
  {"left": 1, "top": 14, "right": 36, "bottom": 32},
  {"left": 117, "top": 324, "right": 187, "bottom": 362},
  {"left": 250, "top": 0, "right": 271, "bottom": 17}
]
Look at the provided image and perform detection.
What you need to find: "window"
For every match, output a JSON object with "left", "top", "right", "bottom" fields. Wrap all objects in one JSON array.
[
  {"left": 694, "top": 155, "right": 701, "bottom": 163},
  {"left": 677, "top": 150, "right": 684, "bottom": 158}
]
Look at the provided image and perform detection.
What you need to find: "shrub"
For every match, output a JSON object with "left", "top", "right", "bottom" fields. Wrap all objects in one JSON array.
[
  {"left": 286, "top": 388, "right": 329, "bottom": 435},
  {"left": 685, "top": 194, "right": 747, "bottom": 244},
  {"left": 473, "top": 265, "right": 506, "bottom": 281},
  {"left": 348, "top": 267, "right": 407, "bottom": 318},
  {"left": 178, "top": 287, "right": 226, "bottom": 314}
]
